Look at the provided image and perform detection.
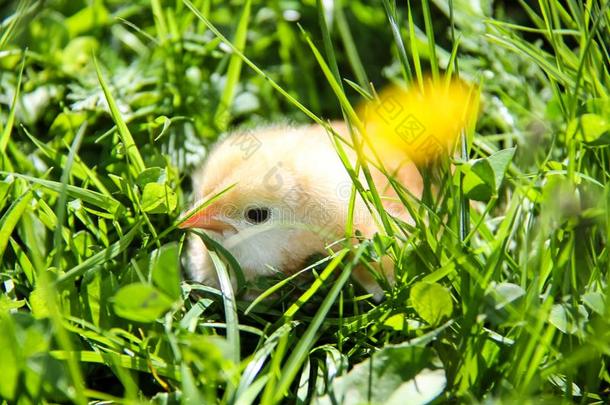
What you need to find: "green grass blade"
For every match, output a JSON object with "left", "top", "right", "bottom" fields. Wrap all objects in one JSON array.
[
  {"left": 282, "top": 249, "right": 349, "bottom": 320},
  {"left": 200, "top": 234, "right": 241, "bottom": 367},
  {"left": 272, "top": 248, "right": 363, "bottom": 403},
  {"left": 334, "top": 0, "right": 369, "bottom": 89},
  {"left": 0, "top": 172, "right": 124, "bottom": 216},
  {"left": 50, "top": 350, "right": 180, "bottom": 380},
  {"left": 316, "top": 0, "right": 342, "bottom": 84},
  {"left": 182, "top": 0, "right": 323, "bottom": 126},
  {"left": 422, "top": 0, "right": 439, "bottom": 81},
  {"left": 0, "top": 54, "right": 25, "bottom": 154},
  {"left": 214, "top": 0, "right": 251, "bottom": 130},
  {"left": 233, "top": 322, "right": 297, "bottom": 403},
  {"left": 0, "top": 189, "right": 33, "bottom": 264},
  {"left": 407, "top": 1, "right": 423, "bottom": 86},
  {"left": 382, "top": 0, "right": 413, "bottom": 83},
  {"left": 53, "top": 121, "right": 87, "bottom": 269},
  {"left": 190, "top": 228, "right": 246, "bottom": 292},
  {"left": 54, "top": 220, "right": 142, "bottom": 286},
  {"left": 21, "top": 124, "right": 113, "bottom": 197},
  {"left": 299, "top": 27, "right": 395, "bottom": 237},
  {"left": 0, "top": 1, "right": 32, "bottom": 51},
  {"left": 93, "top": 56, "right": 146, "bottom": 177}
]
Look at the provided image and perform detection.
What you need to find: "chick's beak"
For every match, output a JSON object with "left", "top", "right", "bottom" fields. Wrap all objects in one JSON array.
[{"left": 178, "top": 206, "right": 235, "bottom": 233}]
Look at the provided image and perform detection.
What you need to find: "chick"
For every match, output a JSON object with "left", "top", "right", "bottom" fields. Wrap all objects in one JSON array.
[{"left": 179, "top": 122, "right": 423, "bottom": 298}]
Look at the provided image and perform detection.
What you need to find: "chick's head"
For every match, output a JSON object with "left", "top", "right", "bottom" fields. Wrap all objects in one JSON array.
[{"left": 180, "top": 125, "right": 349, "bottom": 284}]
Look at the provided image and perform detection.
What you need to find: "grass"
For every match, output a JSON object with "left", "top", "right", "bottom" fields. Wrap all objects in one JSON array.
[{"left": 1, "top": 0, "right": 609, "bottom": 403}]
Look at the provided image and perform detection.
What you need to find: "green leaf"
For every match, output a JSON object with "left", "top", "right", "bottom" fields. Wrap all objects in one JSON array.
[
  {"left": 29, "top": 286, "right": 51, "bottom": 319},
  {"left": 566, "top": 113, "right": 610, "bottom": 145},
  {"left": 383, "top": 313, "right": 405, "bottom": 331},
  {"left": 386, "top": 369, "right": 447, "bottom": 405},
  {"left": 112, "top": 283, "right": 174, "bottom": 323},
  {"left": 487, "top": 147, "right": 516, "bottom": 189},
  {"left": 549, "top": 304, "right": 588, "bottom": 335},
  {"left": 463, "top": 158, "right": 495, "bottom": 201},
  {"left": 49, "top": 111, "right": 88, "bottom": 138},
  {"left": 152, "top": 116, "right": 172, "bottom": 141},
  {"left": 9, "top": 238, "right": 35, "bottom": 285},
  {"left": 61, "top": 36, "right": 99, "bottom": 74},
  {"left": 489, "top": 282, "right": 525, "bottom": 310},
  {"left": 582, "top": 292, "right": 605, "bottom": 316},
  {"left": 463, "top": 147, "right": 515, "bottom": 201},
  {"left": 315, "top": 344, "right": 445, "bottom": 405},
  {"left": 136, "top": 167, "right": 166, "bottom": 187},
  {"left": 150, "top": 243, "right": 181, "bottom": 300},
  {"left": 410, "top": 281, "right": 453, "bottom": 326},
  {"left": 71, "top": 230, "right": 94, "bottom": 258},
  {"left": 141, "top": 182, "right": 177, "bottom": 214},
  {"left": 65, "top": 2, "right": 110, "bottom": 37},
  {"left": 49, "top": 349, "right": 180, "bottom": 380},
  {"left": 0, "top": 296, "right": 25, "bottom": 313}
]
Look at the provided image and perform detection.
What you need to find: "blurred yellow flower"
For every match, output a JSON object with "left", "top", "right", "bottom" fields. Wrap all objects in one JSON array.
[{"left": 360, "top": 77, "right": 479, "bottom": 165}]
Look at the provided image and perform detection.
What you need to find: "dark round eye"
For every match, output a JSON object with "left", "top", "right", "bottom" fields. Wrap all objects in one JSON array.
[{"left": 245, "top": 207, "right": 270, "bottom": 224}]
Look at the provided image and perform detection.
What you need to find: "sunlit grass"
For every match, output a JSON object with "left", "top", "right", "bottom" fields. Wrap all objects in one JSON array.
[{"left": 0, "top": 0, "right": 609, "bottom": 403}]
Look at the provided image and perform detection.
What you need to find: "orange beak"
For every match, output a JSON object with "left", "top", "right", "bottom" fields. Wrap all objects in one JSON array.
[{"left": 178, "top": 205, "right": 235, "bottom": 233}]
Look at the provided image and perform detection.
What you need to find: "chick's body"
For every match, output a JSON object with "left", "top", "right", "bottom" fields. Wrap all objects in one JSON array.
[{"left": 183, "top": 122, "right": 422, "bottom": 297}]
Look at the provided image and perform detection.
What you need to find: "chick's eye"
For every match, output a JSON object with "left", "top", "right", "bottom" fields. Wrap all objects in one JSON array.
[{"left": 245, "top": 207, "right": 270, "bottom": 224}]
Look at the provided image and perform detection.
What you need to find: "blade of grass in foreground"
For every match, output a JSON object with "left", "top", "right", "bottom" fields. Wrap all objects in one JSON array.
[
  {"left": 53, "top": 121, "right": 87, "bottom": 270},
  {"left": 94, "top": 55, "right": 146, "bottom": 177},
  {"left": 187, "top": 226, "right": 246, "bottom": 290},
  {"left": 50, "top": 350, "right": 180, "bottom": 380},
  {"left": 407, "top": 1, "right": 423, "bottom": 86},
  {"left": 315, "top": 0, "right": 362, "bottom": 241},
  {"left": 192, "top": 232, "right": 241, "bottom": 368},
  {"left": 334, "top": 0, "right": 369, "bottom": 89},
  {"left": 196, "top": 233, "right": 240, "bottom": 401},
  {"left": 316, "top": 0, "right": 342, "bottom": 84},
  {"left": 232, "top": 322, "right": 297, "bottom": 404},
  {"left": 214, "top": 0, "right": 251, "bottom": 130},
  {"left": 421, "top": 0, "right": 439, "bottom": 81},
  {"left": 0, "top": 172, "right": 123, "bottom": 216},
  {"left": 182, "top": 0, "right": 324, "bottom": 127},
  {"left": 245, "top": 254, "right": 334, "bottom": 314},
  {"left": 299, "top": 27, "right": 395, "bottom": 238},
  {"left": 0, "top": 54, "right": 25, "bottom": 154},
  {"left": 382, "top": 0, "right": 413, "bottom": 83},
  {"left": 21, "top": 124, "right": 113, "bottom": 197},
  {"left": 281, "top": 249, "right": 349, "bottom": 321},
  {"left": 55, "top": 220, "right": 142, "bottom": 287},
  {"left": 270, "top": 247, "right": 365, "bottom": 404},
  {"left": 0, "top": 1, "right": 33, "bottom": 51},
  {"left": 0, "top": 189, "right": 33, "bottom": 264}
]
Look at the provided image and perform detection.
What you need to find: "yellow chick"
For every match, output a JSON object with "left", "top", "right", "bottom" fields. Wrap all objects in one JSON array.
[
  {"left": 179, "top": 121, "right": 423, "bottom": 299},
  {"left": 179, "top": 77, "right": 478, "bottom": 299}
]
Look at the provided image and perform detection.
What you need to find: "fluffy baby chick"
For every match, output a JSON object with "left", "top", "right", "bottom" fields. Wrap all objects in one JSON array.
[{"left": 180, "top": 122, "right": 423, "bottom": 298}]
